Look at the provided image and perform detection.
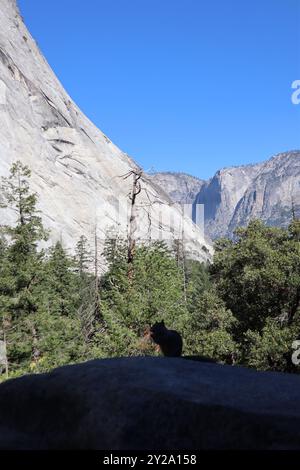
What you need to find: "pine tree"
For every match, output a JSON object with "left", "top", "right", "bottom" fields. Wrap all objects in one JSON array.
[
  {"left": 24, "top": 241, "right": 87, "bottom": 373},
  {"left": 0, "top": 161, "right": 48, "bottom": 372},
  {"left": 75, "top": 235, "right": 91, "bottom": 277},
  {"left": 43, "top": 241, "right": 79, "bottom": 317}
]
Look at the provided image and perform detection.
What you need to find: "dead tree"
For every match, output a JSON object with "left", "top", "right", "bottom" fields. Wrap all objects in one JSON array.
[
  {"left": 121, "top": 169, "right": 143, "bottom": 279},
  {"left": 1, "top": 314, "right": 10, "bottom": 378},
  {"left": 94, "top": 225, "right": 101, "bottom": 319},
  {"left": 119, "top": 167, "right": 181, "bottom": 279},
  {"left": 31, "top": 322, "right": 40, "bottom": 365},
  {"left": 180, "top": 212, "right": 187, "bottom": 303},
  {"left": 78, "top": 285, "right": 99, "bottom": 344},
  {"left": 0, "top": 335, "right": 8, "bottom": 379}
]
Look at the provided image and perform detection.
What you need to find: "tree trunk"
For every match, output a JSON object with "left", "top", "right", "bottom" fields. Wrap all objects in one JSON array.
[
  {"left": 94, "top": 226, "right": 101, "bottom": 318},
  {"left": 127, "top": 171, "right": 142, "bottom": 279},
  {"left": 31, "top": 323, "right": 40, "bottom": 364}
]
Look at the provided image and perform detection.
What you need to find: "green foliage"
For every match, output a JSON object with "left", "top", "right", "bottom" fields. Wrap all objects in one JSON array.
[
  {"left": 210, "top": 219, "right": 300, "bottom": 370},
  {"left": 100, "top": 240, "right": 190, "bottom": 356},
  {"left": 211, "top": 220, "right": 300, "bottom": 334},
  {"left": 243, "top": 320, "right": 295, "bottom": 372},
  {"left": 0, "top": 161, "right": 48, "bottom": 243},
  {"left": 75, "top": 235, "right": 91, "bottom": 276},
  {"left": 1, "top": 162, "right": 300, "bottom": 380},
  {"left": 0, "top": 163, "right": 229, "bottom": 379},
  {"left": 0, "top": 162, "right": 48, "bottom": 319},
  {"left": 183, "top": 288, "right": 238, "bottom": 362},
  {"left": 0, "top": 163, "right": 88, "bottom": 378},
  {"left": 40, "top": 242, "right": 80, "bottom": 317}
]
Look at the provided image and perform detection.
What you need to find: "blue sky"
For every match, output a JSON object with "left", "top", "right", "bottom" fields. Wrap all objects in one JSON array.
[{"left": 18, "top": 0, "right": 300, "bottom": 179}]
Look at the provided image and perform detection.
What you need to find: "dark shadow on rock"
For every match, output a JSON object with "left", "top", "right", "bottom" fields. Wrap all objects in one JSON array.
[
  {"left": 182, "top": 355, "right": 217, "bottom": 363},
  {"left": 1, "top": 357, "right": 300, "bottom": 449}
]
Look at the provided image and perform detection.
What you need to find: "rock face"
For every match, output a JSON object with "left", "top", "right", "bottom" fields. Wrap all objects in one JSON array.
[
  {"left": 0, "top": 0, "right": 212, "bottom": 261},
  {"left": 194, "top": 162, "right": 263, "bottom": 239},
  {"left": 1, "top": 357, "right": 300, "bottom": 449},
  {"left": 148, "top": 172, "right": 205, "bottom": 204},
  {"left": 152, "top": 152, "right": 300, "bottom": 240},
  {"left": 229, "top": 151, "right": 300, "bottom": 234}
]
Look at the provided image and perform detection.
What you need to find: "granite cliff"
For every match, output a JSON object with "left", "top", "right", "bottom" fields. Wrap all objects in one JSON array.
[
  {"left": 148, "top": 172, "right": 205, "bottom": 204},
  {"left": 152, "top": 151, "right": 300, "bottom": 239},
  {"left": 0, "top": 0, "right": 212, "bottom": 260}
]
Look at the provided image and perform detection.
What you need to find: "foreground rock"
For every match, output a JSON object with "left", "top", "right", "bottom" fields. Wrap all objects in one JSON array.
[{"left": 1, "top": 357, "right": 300, "bottom": 449}]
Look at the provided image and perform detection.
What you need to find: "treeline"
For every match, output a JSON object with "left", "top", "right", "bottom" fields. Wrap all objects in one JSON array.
[{"left": 0, "top": 161, "right": 299, "bottom": 380}]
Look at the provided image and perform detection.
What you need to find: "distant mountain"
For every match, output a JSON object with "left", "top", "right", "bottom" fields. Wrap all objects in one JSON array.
[
  {"left": 148, "top": 172, "right": 205, "bottom": 204},
  {"left": 194, "top": 162, "right": 263, "bottom": 239},
  {"left": 150, "top": 151, "right": 300, "bottom": 240},
  {"left": 228, "top": 151, "right": 300, "bottom": 235}
]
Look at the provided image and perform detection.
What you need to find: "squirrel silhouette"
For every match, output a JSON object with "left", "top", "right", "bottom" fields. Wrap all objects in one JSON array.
[{"left": 150, "top": 320, "right": 183, "bottom": 357}]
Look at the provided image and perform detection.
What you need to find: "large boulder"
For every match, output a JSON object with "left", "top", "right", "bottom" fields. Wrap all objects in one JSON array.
[{"left": 1, "top": 356, "right": 300, "bottom": 449}]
